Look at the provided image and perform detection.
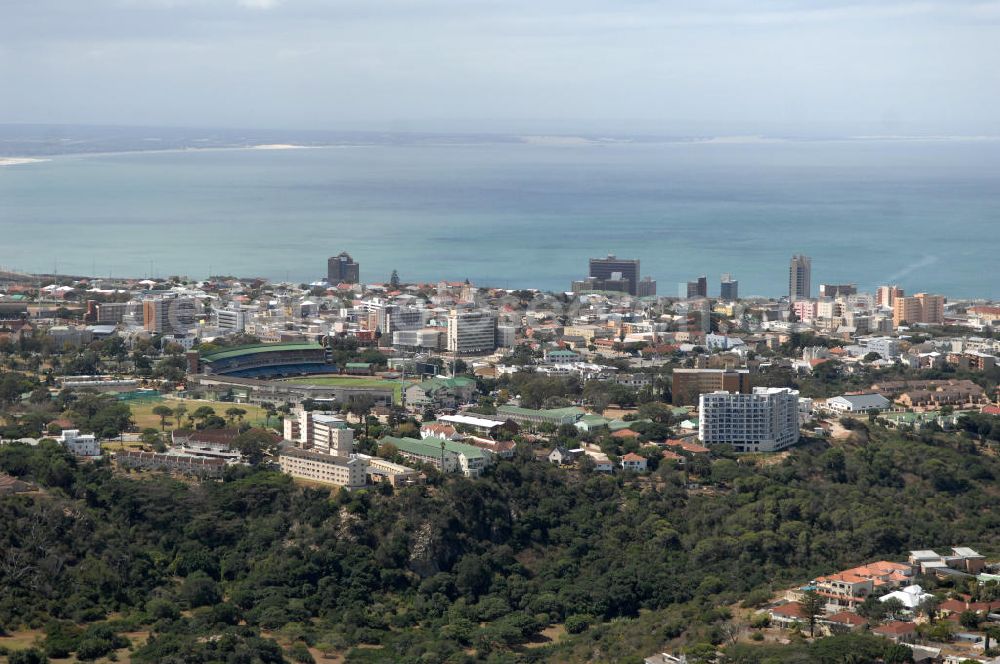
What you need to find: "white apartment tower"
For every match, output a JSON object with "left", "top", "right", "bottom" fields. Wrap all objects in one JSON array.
[
  {"left": 699, "top": 387, "right": 801, "bottom": 453},
  {"left": 283, "top": 409, "right": 354, "bottom": 456}
]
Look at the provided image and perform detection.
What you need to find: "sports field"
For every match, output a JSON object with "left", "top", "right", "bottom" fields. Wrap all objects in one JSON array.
[{"left": 129, "top": 398, "right": 272, "bottom": 431}]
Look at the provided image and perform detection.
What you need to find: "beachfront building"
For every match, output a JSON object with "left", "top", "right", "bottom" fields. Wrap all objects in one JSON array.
[
  {"left": 589, "top": 254, "right": 640, "bottom": 296},
  {"left": 327, "top": 252, "right": 360, "bottom": 284},
  {"left": 698, "top": 387, "right": 800, "bottom": 453},
  {"left": 789, "top": 255, "right": 811, "bottom": 301}
]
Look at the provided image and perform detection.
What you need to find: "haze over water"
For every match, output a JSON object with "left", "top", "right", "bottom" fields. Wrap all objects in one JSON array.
[{"left": 2, "top": 138, "right": 998, "bottom": 299}]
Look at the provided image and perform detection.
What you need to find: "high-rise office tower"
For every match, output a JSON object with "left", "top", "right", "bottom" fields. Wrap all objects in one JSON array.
[
  {"left": 327, "top": 252, "right": 360, "bottom": 284},
  {"left": 720, "top": 274, "right": 739, "bottom": 301},
  {"left": 789, "top": 255, "right": 812, "bottom": 301},
  {"left": 876, "top": 285, "right": 905, "bottom": 308},
  {"left": 681, "top": 275, "right": 708, "bottom": 299},
  {"left": 143, "top": 296, "right": 196, "bottom": 335},
  {"left": 589, "top": 254, "right": 640, "bottom": 296}
]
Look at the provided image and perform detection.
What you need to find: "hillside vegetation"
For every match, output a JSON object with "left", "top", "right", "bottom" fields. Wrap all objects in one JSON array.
[{"left": 1, "top": 422, "right": 998, "bottom": 663}]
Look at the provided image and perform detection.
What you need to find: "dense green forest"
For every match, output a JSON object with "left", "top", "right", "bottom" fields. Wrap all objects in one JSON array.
[{"left": 1, "top": 420, "right": 999, "bottom": 663}]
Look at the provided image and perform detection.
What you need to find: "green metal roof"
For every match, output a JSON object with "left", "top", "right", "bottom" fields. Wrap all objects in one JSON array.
[
  {"left": 200, "top": 342, "right": 324, "bottom": 362},
  {"left": 497, "top": 405, "right": 585, "bottom": 419},
  {"left": 345, "top": 362, "right": 372, "bottom": 368},
  {"left": 381, "top": 436, "right": 486, "bottom": 460}
]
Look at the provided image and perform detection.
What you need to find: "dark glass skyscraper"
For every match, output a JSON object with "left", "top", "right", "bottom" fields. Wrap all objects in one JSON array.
[
  {"left": 327, "top": 252, "right": 360, "bottom": 284},
  {"left": 720, "top": 273, "right": 739, "bottom": 300},
  {"left": 589, "top": 254, "right": 640, "bottom": 295}
]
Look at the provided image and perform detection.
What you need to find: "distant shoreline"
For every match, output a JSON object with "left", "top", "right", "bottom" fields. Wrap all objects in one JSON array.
[
  {"left": 3, "top": 133, "right": 1000, "bottom": 162},
  {"left": 0, "top": 157, "right": 51, "bottom": 167}
]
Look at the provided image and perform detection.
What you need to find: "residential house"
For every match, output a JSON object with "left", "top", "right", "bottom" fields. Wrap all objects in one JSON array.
[
  {"left": 57, "top": 429, "right": 101, "bottom": 457},
  {"left": 548, "top": 446, "right": 581, "bottom": 465},
  {"left": 812, "top": 572, "right": 875, "bottom": 611},
  {"left": 620, "top": 452, "right": 648, "bottom": 472},
  {"left": 769, "top": 602, "right": 806, "bottom": 628},
  {"left": 872, "top": 621, "right": 917, "bottom": 643}
]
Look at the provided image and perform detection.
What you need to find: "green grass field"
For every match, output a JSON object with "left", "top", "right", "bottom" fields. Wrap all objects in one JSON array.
[
  {"left": 281, "top": 375, "right": 416, "bottom": 404},
  {"left": 129, "top": 398, "right": 272, "bottom": 431}
]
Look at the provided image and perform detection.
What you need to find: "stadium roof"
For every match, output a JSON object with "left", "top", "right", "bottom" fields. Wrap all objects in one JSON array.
[{"left": 200, "top": 342, "right": 324, "bottom": 362}]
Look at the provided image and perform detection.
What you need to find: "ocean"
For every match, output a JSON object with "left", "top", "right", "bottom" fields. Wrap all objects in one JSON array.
[{"left": 1, "top": 139, "right": 998, "bottom": 298}]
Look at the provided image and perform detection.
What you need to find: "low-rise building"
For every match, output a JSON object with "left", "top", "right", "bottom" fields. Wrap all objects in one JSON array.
[
  {"left": 620, "top": 452, "right": 648, "bottom": 472},
  {"left": 277, "top": 445, "right": 366, "bottom": 489},
  {"left": 115, "top": 449, "right": 226, "bottom": 478},
  {"left": 381, "top": 436, "right": 490, "bottom": 477},
  {"left": 404, "top": 377, "right": 477, "bottom": 409},
  {"left": 824, "top": 393, "right": 891, "bottom": 414},
  {"left": 356, "top": 453, "right": 423, "bottom": 487},
  {"left": 496, "top": 405, "right": 585, "bottom": 429},
  {"left": 57, "top": 429, "right": 101, "bottom": 457}
]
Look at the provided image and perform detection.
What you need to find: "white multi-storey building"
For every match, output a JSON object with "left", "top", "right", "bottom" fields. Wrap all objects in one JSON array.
[
  {"left": 699, "top": 387, "right": 800, "bottom": 453},
  {"left": 283, "top": 409, "right": 354, "bottom": 456},
  {"left": 215, "top": 307, "right": 246, "bottom": 333},
  {"left": 57, "top": 429, "right": 101, "bottom": 457},
  {"left": 446, "top": 309, "right": 497, "bottom": 354},
  {"left": 864, "top": 336, "right": 901, "bottom": 360}
]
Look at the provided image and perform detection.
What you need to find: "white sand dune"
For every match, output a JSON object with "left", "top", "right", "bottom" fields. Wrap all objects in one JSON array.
[
  {"left": 0, "top": 157, "right": 50, "bottom": 167},
  {"left": 250, "top": 144, "right": 310, "bottom": 150}
]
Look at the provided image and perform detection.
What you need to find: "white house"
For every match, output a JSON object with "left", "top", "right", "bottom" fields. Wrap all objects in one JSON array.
[
  {"left": 879, "top": 585, "right": 933, "bottom": 611},
  {"left": 57, "top": 429, "right": 101, "bottom": 457}
]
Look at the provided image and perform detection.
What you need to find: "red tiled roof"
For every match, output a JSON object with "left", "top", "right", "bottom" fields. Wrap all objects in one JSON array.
[
  {"left": 873, "top": 622, "right": 916, "bottom": 636},
  {"left": 611, "top": 429, "right": 639, "bottom": 439},
  {"left": 827, "top": 612, "right": 866, "bottom": 626},
  {"left": 770, "top": 602, "right": 805, "bottom": 619},
  {"left": 621, "top": 452, "right": 646, "bottom": 462},
  {"left": 665, "top": 439, "right": 710, "bottom": 454}
]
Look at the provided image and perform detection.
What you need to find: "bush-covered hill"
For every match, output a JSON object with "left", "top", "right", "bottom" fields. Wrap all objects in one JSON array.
[{"left": 1, "top": 423, "right": 998, "bottom": 663}]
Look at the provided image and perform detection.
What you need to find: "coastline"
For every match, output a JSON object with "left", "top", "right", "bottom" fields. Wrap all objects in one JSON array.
[
  {"left": 0, "top": 157, "right": 51, "bottom": 167},
  {"left": 4, "top": 133, "right": 1000, "bottom": 164}
]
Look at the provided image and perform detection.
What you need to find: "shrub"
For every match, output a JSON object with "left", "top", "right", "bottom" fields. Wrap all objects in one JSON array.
[{"left": 565, "top": 614, "right": 591, "bottom": 634}]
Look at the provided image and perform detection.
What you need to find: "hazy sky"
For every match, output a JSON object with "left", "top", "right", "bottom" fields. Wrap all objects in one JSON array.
[{"left": 2, "top": 0, "right": 999, "bottom": 135}]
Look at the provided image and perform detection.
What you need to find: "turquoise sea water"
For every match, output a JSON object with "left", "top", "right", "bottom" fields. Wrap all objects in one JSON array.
[{"left": 1, "top": 140, "right": 998, "bottom": 298}]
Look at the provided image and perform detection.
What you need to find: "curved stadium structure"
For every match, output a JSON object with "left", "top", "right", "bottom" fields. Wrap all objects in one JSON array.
[{"left": 195, "top": 342, "right": 334, "bottom": 378}]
